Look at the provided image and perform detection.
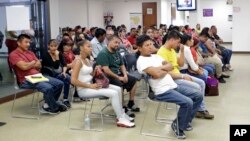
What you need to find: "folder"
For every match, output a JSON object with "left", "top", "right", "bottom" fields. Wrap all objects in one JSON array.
[{"left": 25, "top": 73, "right": 49, "bottom": 84}]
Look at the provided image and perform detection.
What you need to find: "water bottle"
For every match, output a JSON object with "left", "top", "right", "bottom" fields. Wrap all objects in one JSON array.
[{"left": 84, "top": 114, "right": 90, "bottom": 130}]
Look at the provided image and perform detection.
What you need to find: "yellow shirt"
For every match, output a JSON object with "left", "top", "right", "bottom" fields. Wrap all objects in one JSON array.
[{"left": 157, "top": 46, "right": 180, "bottom": 74}]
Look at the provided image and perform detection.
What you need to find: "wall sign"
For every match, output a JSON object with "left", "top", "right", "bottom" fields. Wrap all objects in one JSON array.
[{"left": 203, "top": 9, "right": 213, "bottom": 17}]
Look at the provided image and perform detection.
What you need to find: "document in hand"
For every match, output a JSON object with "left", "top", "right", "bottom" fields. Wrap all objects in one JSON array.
[{"left": 25, "top": 73, "right": 49, "bottom": 84}]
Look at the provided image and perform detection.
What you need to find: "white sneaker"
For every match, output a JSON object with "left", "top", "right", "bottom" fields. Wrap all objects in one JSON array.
[
  {"left": 123, "top": 113, "right": 134, "bottom": 122},
  {"left": 117, "top": 117, "right": 135, "bottom": 128}
]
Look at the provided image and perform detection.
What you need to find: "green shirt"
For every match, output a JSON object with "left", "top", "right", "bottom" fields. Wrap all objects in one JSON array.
[{"left": 96, "top": 47, "right": 124, "bottom": 75}]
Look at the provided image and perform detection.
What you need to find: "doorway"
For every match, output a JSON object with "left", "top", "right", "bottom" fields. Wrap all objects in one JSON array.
[{"left": 142, "top": 2, "right": 157, "bottom": 28}]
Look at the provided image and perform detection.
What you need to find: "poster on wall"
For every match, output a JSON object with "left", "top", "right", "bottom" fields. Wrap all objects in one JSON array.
[
  {"left": 203, "top": 9, "right": 213, "bottom": 17},
  {"left": 6, "top": 6, "right": 30, "bottom": 31},
  {"left": 129, "top": 13, "right": 142, "bottom": 29}
]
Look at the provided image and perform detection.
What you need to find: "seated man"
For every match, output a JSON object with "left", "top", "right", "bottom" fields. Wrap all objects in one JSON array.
[
  {"left": 136, "top": 35, "right": 203, "bottom": 139},
  {"left": 9, "top": 34, "right": 67, "bottom": 114},
  {"left": 210, "top": 25, "right": 233, "bottom": 71},
  {"left": 91, "top": 28, "right": 107, "bottom": 59},
  {"left": 96, "top": 35, "right": 139, "bottom": 117}
]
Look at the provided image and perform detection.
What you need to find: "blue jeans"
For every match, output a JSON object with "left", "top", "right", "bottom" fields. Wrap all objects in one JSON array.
[
  {"left": 175, "top": 75, "right": 206, "bottom": 112},
  {"left": 202, "top": 64, "right": 215, "bottom": 76},
  {"left": 180, "top": 69, "right": 208, "bottom": 83},
  {"left": 21, "top": 76, "right": 64, "bottom": 111},
  {"left": 55, "top": 73, "right": 71, "bottom": 99},
  {"left": 220, "top": 47, "right": 232, "bottom": 65},
  {"left": 155, "top": 85, "right": 203, "bottom": 130}
]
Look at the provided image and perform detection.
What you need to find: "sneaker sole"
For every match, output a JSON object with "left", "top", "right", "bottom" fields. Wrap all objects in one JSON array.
[
  {"left": 39, "top": 109, "right": 60, "bottom": 115},
  {"left": 117, "top": 123, "right": 135, "bottom": 128}
]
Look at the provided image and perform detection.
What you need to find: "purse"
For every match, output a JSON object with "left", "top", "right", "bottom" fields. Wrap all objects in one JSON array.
[{"left": 93, "top": 67, "right": 109, "bottom": 88}]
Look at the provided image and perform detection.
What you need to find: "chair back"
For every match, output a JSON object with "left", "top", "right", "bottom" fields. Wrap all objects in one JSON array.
[
  {"left": 124, "top": 53, "right": 137, "bottom": 72},
  {"left": 143, "top": 74, "right": 156, "bottom": 100},
  {"left": 12, "top": 69, "right": 21, "bottom": 90}
]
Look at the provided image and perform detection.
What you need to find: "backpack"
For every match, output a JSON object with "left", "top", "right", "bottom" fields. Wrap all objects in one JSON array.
[{"left": 205, "top": 76, "right": 219, "bottom": 96}]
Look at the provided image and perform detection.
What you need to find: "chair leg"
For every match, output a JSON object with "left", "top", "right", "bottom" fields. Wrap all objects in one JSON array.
[{"left": 11, "top": 92, "right": 40, "bottom": 120}]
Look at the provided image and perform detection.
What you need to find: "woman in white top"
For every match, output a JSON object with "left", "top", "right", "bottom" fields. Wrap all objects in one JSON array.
[
  {"left": 179, "top": 33, "right": 208, "bottom": 83},
  {"left": 71, "top": 40, "right": 135, "bottom": 128}
]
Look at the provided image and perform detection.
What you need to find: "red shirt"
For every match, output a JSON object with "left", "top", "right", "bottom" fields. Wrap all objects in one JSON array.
[
  {"left": 127, "top": 35, "right": 136, "bottom": 45},
  {"left": 190, "top": 48, "right": 198, "bottom": 62},
  {"left": 9, "top": 48, "right": 40, "bottom": 84},
  {"left": 63, "top": 50, "right": 75, "bottom": 64}
]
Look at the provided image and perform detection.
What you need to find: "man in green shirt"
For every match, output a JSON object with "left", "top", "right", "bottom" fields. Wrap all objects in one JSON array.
[{"left": 97, "top": 35, "right": 139, "bottom": 118}]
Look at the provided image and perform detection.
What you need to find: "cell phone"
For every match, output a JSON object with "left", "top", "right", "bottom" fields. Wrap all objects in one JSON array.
[{"left": 31, "top": 76, "right": 42, "bottom": 78}]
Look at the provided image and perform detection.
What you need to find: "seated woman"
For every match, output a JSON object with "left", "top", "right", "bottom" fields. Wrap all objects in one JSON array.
[
  {"left": 41, "top": 39, "right": 71, "bottom": 108},
  {"left": 71, "top": 40, "right": 135, "bottom": 128},
  {"left": 191, "top": 37, "right": 215, "bottom": 77},
  {"left": 179, "top": 33, "right": 208, "bottom": 83}
]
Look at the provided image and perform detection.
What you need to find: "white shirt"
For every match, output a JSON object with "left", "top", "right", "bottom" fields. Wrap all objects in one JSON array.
[
  {"left": 91, "top": 37, "right": 107, "bottom": 58},
  {"left": 180, "top": 45, "right": 199, "bottom": 71},
  {"left": 137, "top": 54, "right": 177, "bottom": 95},
  {"left": 77, "top": 59, "right": 93, "bottom": 91}
]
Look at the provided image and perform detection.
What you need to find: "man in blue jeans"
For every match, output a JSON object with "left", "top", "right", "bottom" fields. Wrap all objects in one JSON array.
[
  {"left": 136, "top": 35, "right": 203, "bottom": 139},
  {"left": 9, "top": 34, "right": 67, "bottom": 114}
]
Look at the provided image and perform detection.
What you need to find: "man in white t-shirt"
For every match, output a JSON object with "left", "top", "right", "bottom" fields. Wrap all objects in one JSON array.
[{"left": 136, "top": 35, "right": 203, "bottom": 139}]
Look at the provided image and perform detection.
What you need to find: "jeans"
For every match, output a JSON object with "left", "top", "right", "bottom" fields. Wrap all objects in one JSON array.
[
  {"left": 202, "top": 64, "right": 216, "bottom": 76},
  {"left": 175, "top": 75, "right": 206, "bottom": 112},
  {"left": 180, "top": 69, "right": 208, "bottom": 83},
  {"left": 21, "top": 76, "right": 64, "bottom": 111},
  {"left": 55, "top": 73, "right": 71, "bottom": 99},
  {"left": 155, "top": 85, "right": 203, "bottom": 130},
  {"left": 221, "top": 48, "right": 232, "bottom": 65}
]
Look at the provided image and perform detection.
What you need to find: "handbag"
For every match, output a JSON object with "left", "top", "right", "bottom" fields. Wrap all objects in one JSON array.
[
  {"left": 205, "top": 76, "right": 219, "bottom": 96},
  {"left": 93, "top": 67, "right": 109, "bottom": 88}
]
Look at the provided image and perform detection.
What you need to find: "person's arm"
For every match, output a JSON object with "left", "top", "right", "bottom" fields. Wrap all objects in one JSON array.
[
  {"left": 16, "top": 60, "right": 36, "bottom": 71},
  {"left": 185, "top": 48, "right": 199, "bottom": 71},
  {"left": 177, "top": 44, "right": 185, "bottom": 67},
  {"left": 205, "top": 39, "right": 216, "bottom": 55},
  {"left": 169, "top": 72, "right": 192, "bottom": 81},
  {"left": 102, "top": 66, "right": 120, "bottom": 80},
  {"left": 33, "top": 60, "right": 41, "bottom": 69},
  {"left": 143, "top": 67, "right": 168, "bottom": 79},
  {"left": 161, "top": 61, "right": 173, "bottom": 72}
]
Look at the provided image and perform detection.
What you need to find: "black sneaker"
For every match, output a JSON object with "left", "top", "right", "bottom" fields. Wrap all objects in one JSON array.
[
  {"left": 127, "top": 104, "right": 140, "bottom": 112},
  {"left": 171, "top": 121, "right": 186, "bottom": 139},
  {"left": 63, "top": 100, "right": 71, "bottom": 108},
  {"left": 222, "top": 74, "right": 230, "bottom": 78},
  {"left": 39, "top": 106, "right": 60, "bottom": 115},
  {"left": 124, "top": 107, "right": 135, "bottom": 118},
  {"left": 56, "top": 101, "right": 68, "bottom": 112},
  {"left": 218, "top": 76, "right": 226, "bottom": 83},
  {"left": 184, "top": 123, "right": 193, "bottom": 131}
]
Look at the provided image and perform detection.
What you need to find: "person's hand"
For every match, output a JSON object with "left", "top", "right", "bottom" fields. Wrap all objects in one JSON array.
[
  {"left": 183, "top": 75, "right": 192, "bottom": 81},
  {"left": 89, "top": 83, "right": 102, "bottom": 89},
  {"left": 55, "top": 50, "right": 59, "bottom": 56},
  {"left": 197, "top": 69, "right": 204, "bottom": 75},
  {"left": 118, "top": 76, "right": 126, "bottom": 83},
  {"left": 180, "top": 44, "right": 184, "bottom": 52},
  {"left": 123, "top": 75, "right": 128, "bottom": 83},
  {"left": 61, "top": 72, "right": 66, "bottom": 78}
]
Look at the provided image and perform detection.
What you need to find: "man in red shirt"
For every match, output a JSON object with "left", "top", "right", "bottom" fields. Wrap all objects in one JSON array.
[
  {"left": 127, "top": 28, "right": 137, "bottom": 49},
  {"left": 9, "top": 34, "right": 67, "bottom": 114}
]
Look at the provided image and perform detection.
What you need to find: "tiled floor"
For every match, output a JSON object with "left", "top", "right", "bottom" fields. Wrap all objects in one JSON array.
[{"left": 0, "top": 53, "right": 249, "bottom": 141}]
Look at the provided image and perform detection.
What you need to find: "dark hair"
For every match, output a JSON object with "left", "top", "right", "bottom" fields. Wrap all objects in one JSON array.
[
  {"left": 181, "top": 33, "right": 192, "bottom": 44},
  {"left": 121, "top": 24, "right": 126, "bottom": 29},
  {"left": 58, "top": 38, "right": 74, "bottom": 52},
  {"left": 107, "top": 34, "right": 119, "bottom": 42},
  {"left": 75, "top": 25, "right": 81, "bottom": 30},
  {"left": 137, "top": 25, "right": 142, "bottom": 29},
  {"left": 90, "top": 27, "right": 97, "bottom": 32},
  {"left": 143, "top": 27, "right": 153, "bottom": 35},
  {"left": 162, "top": 30, "right": 182, "bottom": 44},
  {"left": 63, "top": 33, "right": 70, "bottom": 37},
  {"left": 95, "top": 28, "right": 106, "bottom": 38},
  {"left": 106, "top": 25, "right": 113, "bottom": 30},
  {"left": 184, "top": 25, "right": 189, "bottom": 30},
  {"left": 17, "top": 34, "right": 31, "bottom": 42},
  {"left": 48, "top": 39, "right": 57, "bottom": 45},
  {"left": 130, "top": 28, "right": 136, "bottom": 32},
  {"left": 136, "top": 35, "right": 151, "bottom": 47},
  {"left": 199, "top": 27, "right": 210, "bottom": 37}
]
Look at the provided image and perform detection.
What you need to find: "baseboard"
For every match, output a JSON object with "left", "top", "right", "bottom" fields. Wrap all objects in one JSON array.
[
  {"left": 0, "top": 90, "right": 33, "bottom": 104},
  {"left": 232, "top": 51, "right": 250, "bottom": 54}
]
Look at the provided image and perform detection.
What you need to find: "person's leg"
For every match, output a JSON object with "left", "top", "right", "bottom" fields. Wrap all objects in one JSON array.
[
  {"left": 187, "top": 69, "right": 208, "bottom": 83},
  {"left": 55, "top": 74, "right": 71, "bottom": 100},
  {"left": 21, "top": 80, "right": 59, "bottom": 111},
  {"left": 174, "top": 78, "right": 200, "bottom": 92},
  {"left": 154, "top": 89, "right": 193, "bottom": 131},
  {"left": 124, "top": 74, "right": 139, "bottom": 112},
  {"left": 174, "top": 85, "right": 203, "bottom": 123},
  {"left": 45, "top": 76, "right": 64, "bottom": 101},
  {"left": 188, "top": 75, "right": 206, "bottom": 112},
  {"left": 78, "top": 88, "right": 123, "bottom": 118}
]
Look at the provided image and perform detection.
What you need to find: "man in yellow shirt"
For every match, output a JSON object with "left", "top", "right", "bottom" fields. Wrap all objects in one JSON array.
[{"left": 157, "top": 30, "right": 214, "bottom": 119}]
